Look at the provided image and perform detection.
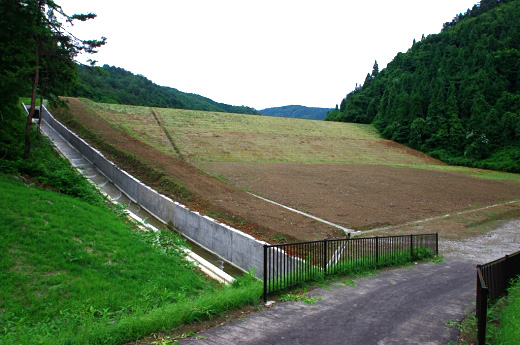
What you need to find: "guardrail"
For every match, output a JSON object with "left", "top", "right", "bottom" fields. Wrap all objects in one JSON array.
[
  {"left": 476, "top": 250, "right": 520, "bottom": 344},
  {"left": 263, "top": 233, "right": 438, "bottom": 302}
]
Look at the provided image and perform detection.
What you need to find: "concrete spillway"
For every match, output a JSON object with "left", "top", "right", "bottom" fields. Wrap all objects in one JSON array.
[{"left": 31, "top": 104, "right": 248, "bottom": 281}]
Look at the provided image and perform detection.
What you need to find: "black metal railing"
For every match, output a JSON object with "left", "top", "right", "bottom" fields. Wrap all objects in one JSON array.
[
  {"left": 476, "top": 250, "right": 520, "bottom": 345},
  {"left": 263, "top": 233, "right": 438, "bottom": 302}
]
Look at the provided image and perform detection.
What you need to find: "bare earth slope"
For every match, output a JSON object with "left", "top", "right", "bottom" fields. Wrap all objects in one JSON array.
[
  {"left": 196, "top": 162, "right": 520, "bottom": 230},
  {"left": 56, "top": 98, "right": 337, "bottom": 242},
  {"left": 56, "top": 98, "right": 520, "bottom": 242}
]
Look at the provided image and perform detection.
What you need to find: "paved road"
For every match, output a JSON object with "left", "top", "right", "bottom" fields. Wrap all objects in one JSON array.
[{"left": 180, "top": 260, "right": 475, "bottom": 345}]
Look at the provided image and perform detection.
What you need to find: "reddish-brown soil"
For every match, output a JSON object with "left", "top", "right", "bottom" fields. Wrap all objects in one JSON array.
[
  {"left": 56, "top": 98, "right": 520, "bottom": 243},
  {"left": 55, "top": 99, "right": 338, "bottom": 242},
  {"left": 196, "top": 163, "right": 520, "bottom": 230}
]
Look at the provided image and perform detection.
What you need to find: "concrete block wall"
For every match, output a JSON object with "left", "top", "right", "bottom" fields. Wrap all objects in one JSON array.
[{"left": 40, "top": 106, "right": 269, "bottom": 279}]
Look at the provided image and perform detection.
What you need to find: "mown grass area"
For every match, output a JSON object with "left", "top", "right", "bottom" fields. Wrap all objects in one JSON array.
[
  {"left": 0, "top": 106, "right": 262, "bottom": 345},
  {"left": 83, "top": 100, "right": 436, "bottom": 166},
  {"left": 388, "top": 164, "right": 520, "bottom": 182}
]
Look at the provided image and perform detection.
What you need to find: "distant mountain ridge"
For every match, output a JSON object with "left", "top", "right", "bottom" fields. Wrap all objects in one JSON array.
[
  {"left": 68, "top": 64, "right": 257, "bottom": 115},
  {"left": 259, "top": 105, "right": 332, "bottom": 120}
]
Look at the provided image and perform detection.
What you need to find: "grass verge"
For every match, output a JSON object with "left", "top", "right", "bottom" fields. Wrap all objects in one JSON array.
[
  {"left": 265, "top": 248, "right": 436, "bottom": 298},
  {"left": 0, "top": 174, "right": 262, "bottom": 344},
  {"left": 452, "top": 276, "right": 520, "bottom": 345},
  {"left": 487, "top": 276, "right": 520, "bottom": 345}
]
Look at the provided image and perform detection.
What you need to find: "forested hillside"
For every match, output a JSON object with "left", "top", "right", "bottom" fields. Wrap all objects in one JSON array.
[
  {"left": 326, "top": 0, "right": 520, "bottom": 172},
  {"left": 68, "top": 64, "right": 258, "bottom": 115},
  {"left": 259, "top": 105, "right": 332, "bottom": 120}
]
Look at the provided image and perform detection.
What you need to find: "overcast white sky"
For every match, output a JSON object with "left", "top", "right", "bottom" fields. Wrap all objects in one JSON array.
[{"left": 59, "top": 0, "right": 478, "bottom": 110}]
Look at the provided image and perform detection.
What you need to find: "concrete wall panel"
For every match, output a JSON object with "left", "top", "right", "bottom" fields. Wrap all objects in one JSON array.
[{"left": 112, "top": 167, "right": 139, "bottom": 203}]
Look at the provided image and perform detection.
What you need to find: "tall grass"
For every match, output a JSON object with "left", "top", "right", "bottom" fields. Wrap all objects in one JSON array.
[{"left": 488, "top": 277, "right": 520, "bottom": 345}]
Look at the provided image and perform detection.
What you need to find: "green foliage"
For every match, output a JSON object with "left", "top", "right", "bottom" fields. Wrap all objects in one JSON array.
[
  {"left": 69, "top": 64, "right": 258, "bottom": 115},
  {"left": 259, "top": 105, "right": 332, "bottom": 120},
  {"left": 0, "top": 105, "right": 104, "bottom": 204},
  {"left": 328, "top": 0, "right": 520, "bottom": 173},
  {"left": 0, "top": 1, "right": 34, "bottom": 122}
]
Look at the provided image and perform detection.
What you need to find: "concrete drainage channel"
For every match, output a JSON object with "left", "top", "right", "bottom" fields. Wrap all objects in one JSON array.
[{"left": 30, "top": 104, "right": 255, "bottom": 283}]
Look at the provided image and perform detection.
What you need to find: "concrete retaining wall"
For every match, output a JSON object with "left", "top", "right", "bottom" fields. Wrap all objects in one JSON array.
[{"left": 40, "top": 106, "right": 268, "bottom": 279}]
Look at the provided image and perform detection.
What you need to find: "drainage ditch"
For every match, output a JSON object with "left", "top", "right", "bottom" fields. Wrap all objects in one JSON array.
[{"left": 37, "top": 111, "right": 245, "bottom": 279}]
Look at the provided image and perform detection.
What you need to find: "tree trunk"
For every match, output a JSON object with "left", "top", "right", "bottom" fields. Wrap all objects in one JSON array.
[
  {"left": 23, "top": 35, "right": 40, "bottom": 159},
  {"left": 23, "top": 0, "right": 44, "bottom": 159}
]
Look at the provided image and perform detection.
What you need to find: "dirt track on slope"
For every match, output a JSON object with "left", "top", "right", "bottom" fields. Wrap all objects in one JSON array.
[{"left": 56, "top": 98, "right": 520, "bottom": 242}]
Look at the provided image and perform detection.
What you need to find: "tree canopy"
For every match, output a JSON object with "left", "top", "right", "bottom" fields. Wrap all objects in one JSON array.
[
  {"left": 326, "top": 0, "right": 520, "bottom": 172},
  {"left": 0, "top": 0, "right": 105, "bottom": 158},
  {"left": 68, "top": 64, "right": 258, "bottom": 115}
]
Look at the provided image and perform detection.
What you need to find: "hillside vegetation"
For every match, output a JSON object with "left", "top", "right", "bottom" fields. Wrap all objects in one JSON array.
[
  {"left": 69, "top": 64, "right": 258, "bottom": 115},
  {"left": 259, "top": 105, "right": 332, "bottom": 120},
  {"left": 326, "top": 0, "right": 520, "bottom": 172}
]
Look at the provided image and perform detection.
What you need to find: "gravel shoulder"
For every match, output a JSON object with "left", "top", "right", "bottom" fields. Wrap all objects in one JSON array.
[{"left": 441, "top": 220, "right": 520, "bottom": 263}]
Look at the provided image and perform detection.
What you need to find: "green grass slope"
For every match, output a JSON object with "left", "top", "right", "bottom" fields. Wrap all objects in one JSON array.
[
  {"left": 0, "top": 174, "right": 262, "bottom": 345},
  {"left": 84, "top": 100, "right": 520, "bottom": 182},
  {"left": 0, "top": 106, "right": 262, "bottom": 345}
]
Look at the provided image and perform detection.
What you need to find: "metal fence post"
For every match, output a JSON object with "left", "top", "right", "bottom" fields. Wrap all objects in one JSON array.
[
  {"left": 323, "top": 239, "right": 328, "bottom": 276},
  {"left": 263, "top": 244, "right": 268, "bottom": 303},
  {"left": 505, "top": 254, "right": 511, "bottom": 289},
  {"left": 375, "top": 236, "right": 379, "bottom": 266},
  {"left": 476, "top": 266, "right": 488, "bottom": 345},
  {"left": 435, "top": 233, "right": 439, "bottom": 255},
  {"left": 410, "top": 234, "right": 414, "bottom": 259}
]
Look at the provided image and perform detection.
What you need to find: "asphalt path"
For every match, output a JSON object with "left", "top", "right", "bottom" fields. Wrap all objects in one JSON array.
[{"left": 180, "top": 260, "right": 475, "bottom": 345}]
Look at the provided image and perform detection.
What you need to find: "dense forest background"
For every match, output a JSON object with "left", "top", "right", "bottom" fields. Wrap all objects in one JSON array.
[
  {"left": 326, "top": 0, "right": 520, "bottom": 172},
  {"left": 68, "top": 65, "right": 258, "bottom": 115},
  {"left": 259, "top": 105, "right": 331, "bottom": 120}
]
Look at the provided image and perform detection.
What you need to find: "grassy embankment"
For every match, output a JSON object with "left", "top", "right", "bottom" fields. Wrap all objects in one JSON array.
[
  {"left": 0, "top": 106, "right": 262, "bottom": 345},
  {"left": 457, "top": 277, "right": 520, "bottom": 345},
  {"left": 87, "top": 100, "right": 520, "bottom": 182},
  {"left": 487, "top": 277, "right": 520, "bottom": 345}
]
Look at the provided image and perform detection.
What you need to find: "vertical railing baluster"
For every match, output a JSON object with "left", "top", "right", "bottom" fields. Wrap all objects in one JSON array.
[
  {"left": 263, "top": 245, "right": 268, "bottom": 302},
  {"left": 376, "top": 236, "right": 379, "bottom": 267}
]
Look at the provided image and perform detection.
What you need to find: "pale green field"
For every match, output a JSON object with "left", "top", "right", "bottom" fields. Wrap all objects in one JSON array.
[
  {"left": 154, "top": 107, "right": 437, "bottom": 166},
  {"left": 81, "top": 100, "right": 520, "bottom": 181}
]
